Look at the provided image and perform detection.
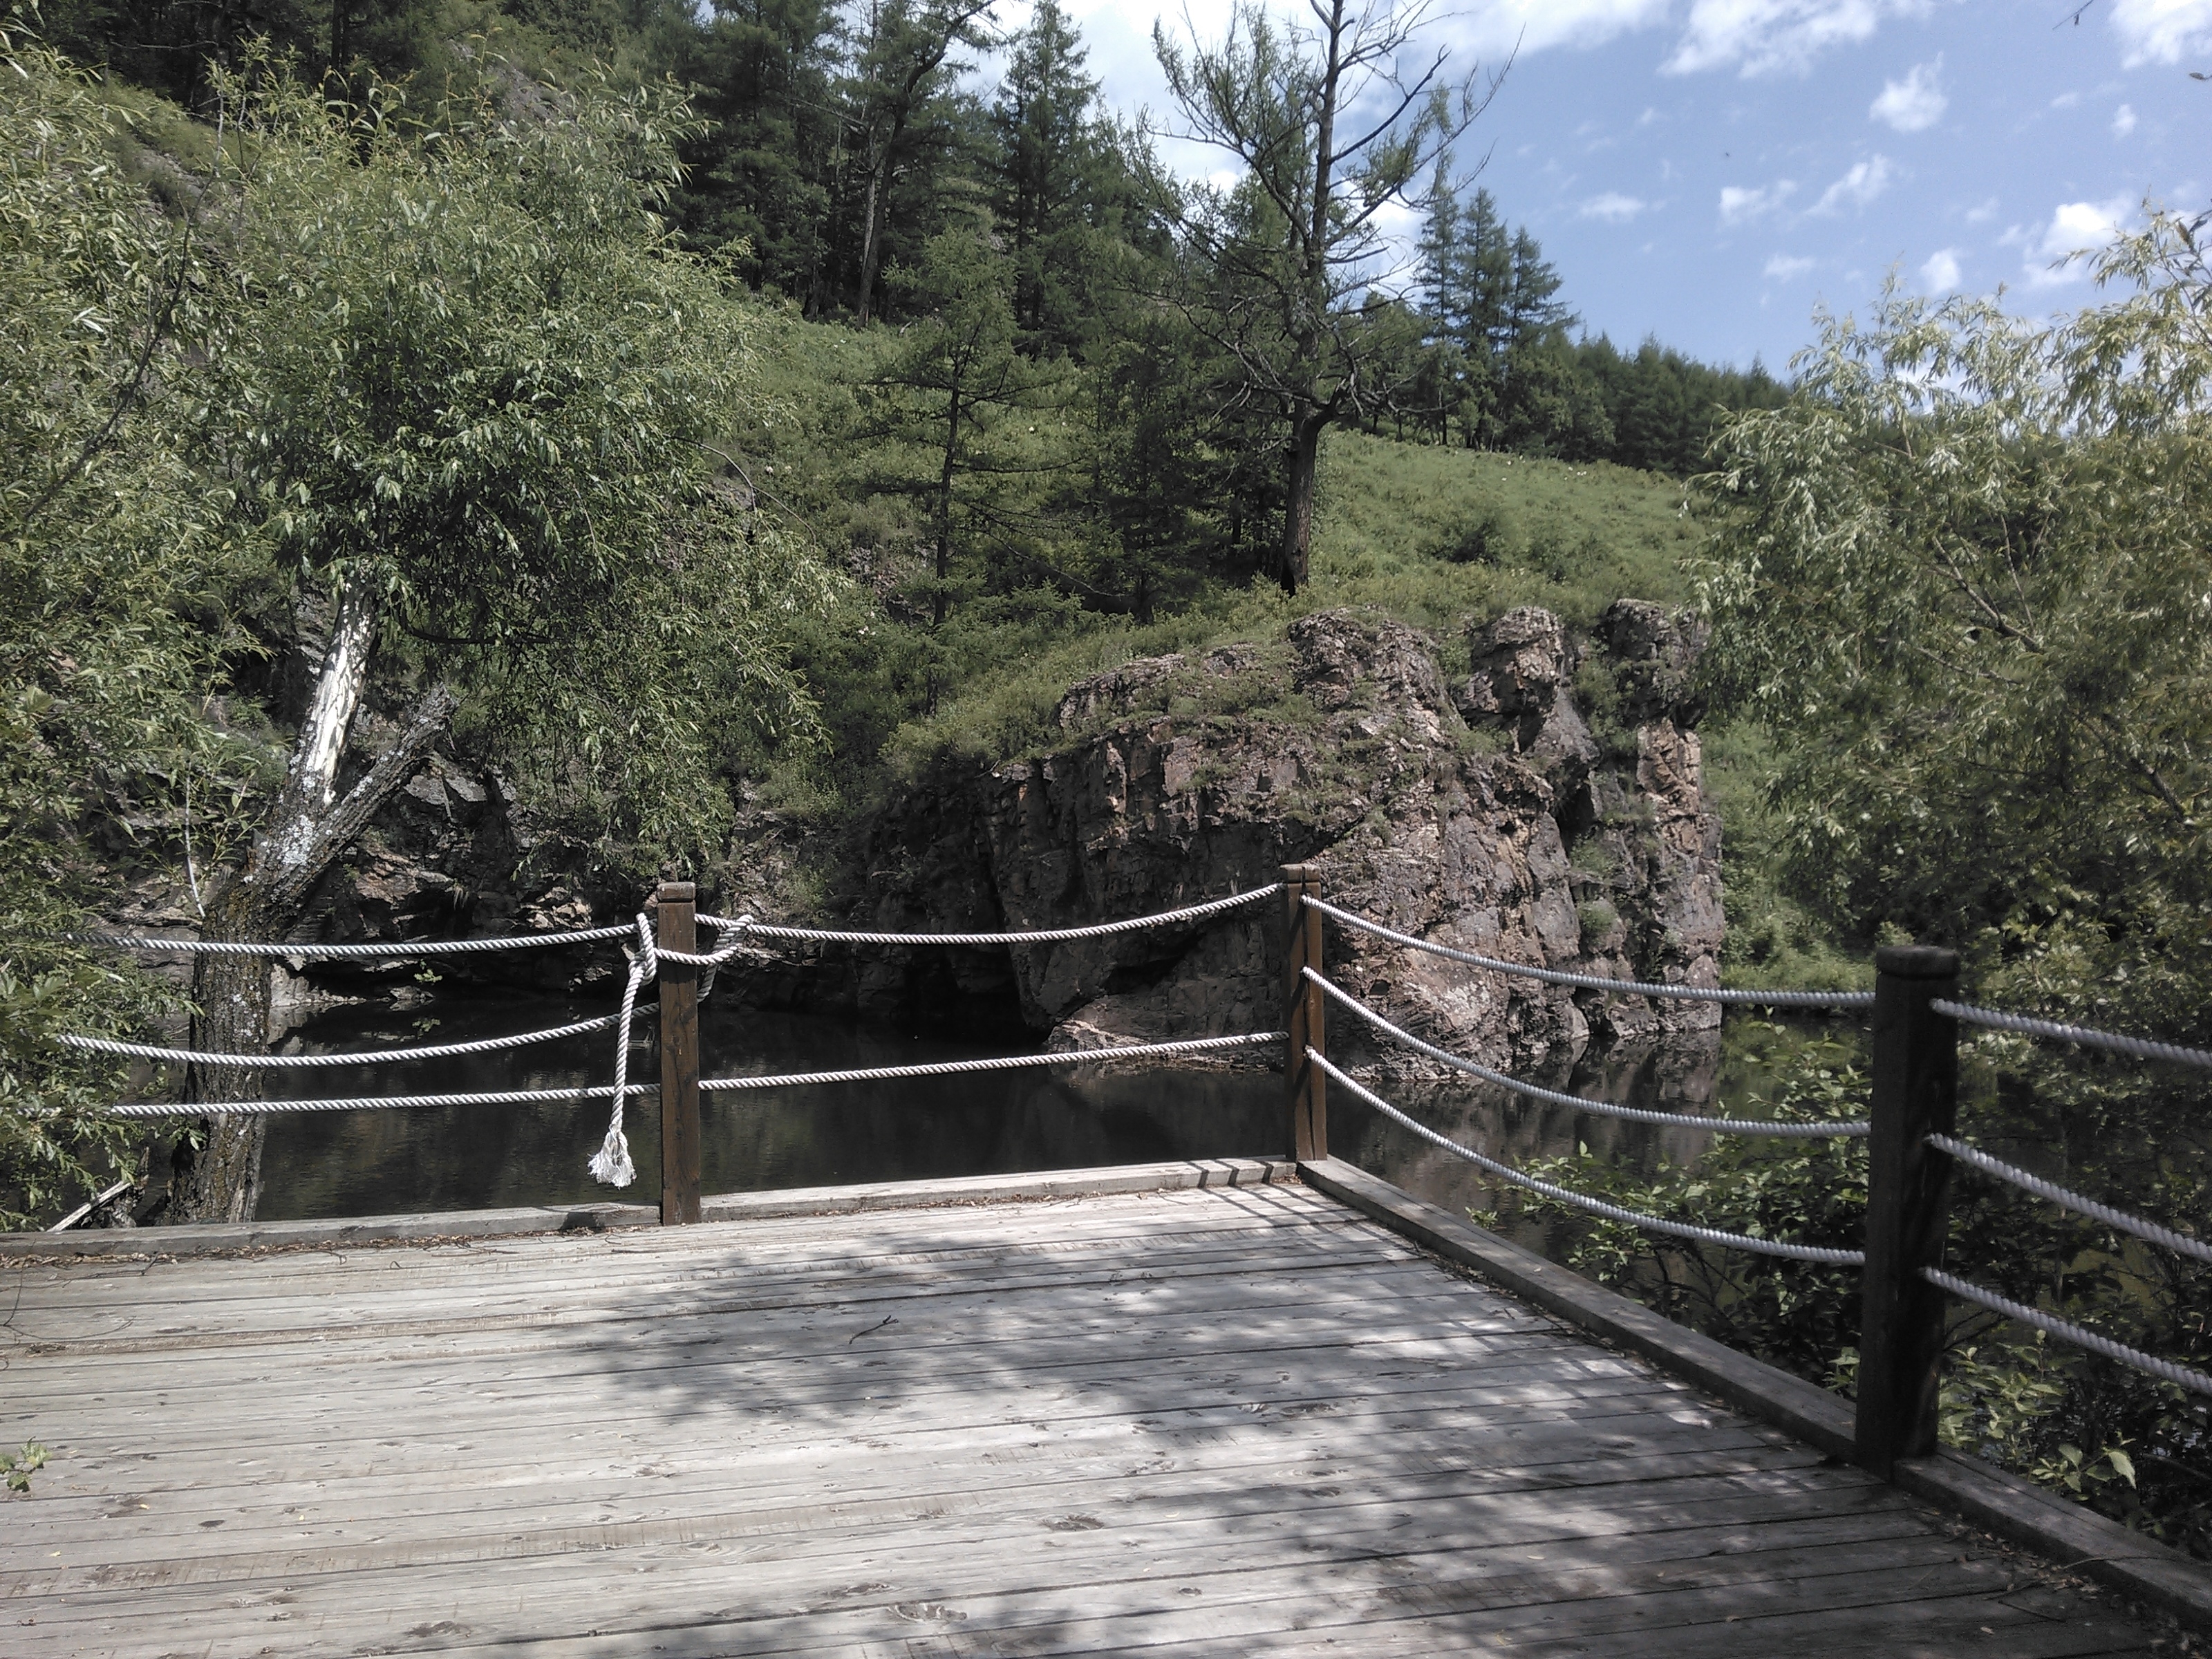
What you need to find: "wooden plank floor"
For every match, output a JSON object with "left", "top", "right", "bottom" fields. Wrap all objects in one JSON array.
[{"left": 0, "top": 1178, "right": 2160, "bottom": 1657}]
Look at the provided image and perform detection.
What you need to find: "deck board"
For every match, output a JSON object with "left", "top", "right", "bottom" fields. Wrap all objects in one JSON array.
[{"left": 0, "top": 1179, "right": 2158, "bottom": 1656}]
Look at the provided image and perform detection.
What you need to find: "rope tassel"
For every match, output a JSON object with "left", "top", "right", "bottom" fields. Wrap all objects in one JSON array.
[{"left": 589, "top": 915, "right": 656, "bottom": 1188}]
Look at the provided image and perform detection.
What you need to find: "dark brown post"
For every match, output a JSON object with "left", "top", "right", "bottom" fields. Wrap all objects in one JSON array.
[
  {"left": 657, "top": 881, "right": 702, "bottom": 1226},
  {"left": 1282, "top": 864, "right": 1327, "bottom": 1163},
  {"left": 1856, "top": 944, "right": 1960, "bottom": 1478}
]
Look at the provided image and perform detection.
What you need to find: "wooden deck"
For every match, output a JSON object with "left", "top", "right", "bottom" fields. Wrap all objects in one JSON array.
[{"left": 0, "top": 1172, "right": 2164, "bottom": 1656}]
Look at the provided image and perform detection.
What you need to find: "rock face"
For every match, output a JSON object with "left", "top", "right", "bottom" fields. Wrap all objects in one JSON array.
[
  {"left": 104, "top": 751, "right": 619, "bottom": 1027},
  {"left": 724, "top": 604, "right": 1723, "bottom": 1074}
]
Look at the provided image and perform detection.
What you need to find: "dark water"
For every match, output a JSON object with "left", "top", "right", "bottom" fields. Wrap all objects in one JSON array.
[{"left": 255, "top": 988, "right": 1863, "bottom": 1226}]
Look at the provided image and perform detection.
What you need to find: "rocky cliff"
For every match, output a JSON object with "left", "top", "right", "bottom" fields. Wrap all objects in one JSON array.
[
  {"left": 109, "top": 602, "right": 1723, "bottom": 1072},
  {"left": 718, "top": 603, "right": 1724, "bottom": 1075}
]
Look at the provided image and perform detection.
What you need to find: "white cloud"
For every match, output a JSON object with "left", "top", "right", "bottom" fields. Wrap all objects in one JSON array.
[
  {"left": 1581, "top": 191, "right": 1651, "bottom": 222},
  {"left": 2112, "top": 102, "right": 2139, "bottom": 136},
  {"left": 2024, "top": 197, "right": 2135, "bottom": 285},
  {"left": 1765, "top": 253, "right": 1817, "bottom": 278},
  {"left": 1665, "top": 0, "right": 1924, "bottom": 78},
  {"left": 2108, "top": 0, "right": 2212, "bottom": 68},
  {"left": 1812, "top": 154, "right": 1897, "bottom": 214},
  {"left": 2050, "top": 90, "right": 2081, "bottom": 109},
  {"left": 1965, "top": 196, "right": 2000, "bottom": 224},
  {"left": 1920, "top": 247, "right": 1962, "bottom": 291},
  {"left": 1870, "top": 59, "right": 1946, "bottom": 131},
  {"left": 1436, "top": 0, "right": 1674, "bottom": 56},
  {"left": 1720, "top": 180, "right": 1797, "bottom": 223}
]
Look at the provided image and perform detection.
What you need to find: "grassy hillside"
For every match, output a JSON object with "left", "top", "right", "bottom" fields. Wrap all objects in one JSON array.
[
  {"left": 738, "top": 317, "right": 1855, "bottom": 988},
  {"left": 818, "top": 426, "right": 1704, "bottom": 782},
  {"left": 1310, "top": 432, "right": 1698, "bottom": 630}
]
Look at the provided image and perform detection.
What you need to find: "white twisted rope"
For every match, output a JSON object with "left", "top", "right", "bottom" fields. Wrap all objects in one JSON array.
[
  {"left": 1306, "top": 969, "right": 1871, "bottom": 1138},
  {"left": 1305, "top": 897, "right": 1874, "bottom": 1008},
  {"left": 1931, "top": 1000, "right": 2212, "bottom": 1072},
  {"left": 1927, "top": 1133, "right": 2212, "bottom": 1266},
  {"left": 695, "top": 885, "right": 1282, "bottom": 948},
  {"left": 699, "top": 1031, "right": 1286, "bottom": 1091},
  {"left": 1310, "top": 1050, "right": 1866, "bottom": 1265},
  {"left": 55, "top": 925, "right": 635, "bottom": 958},
  {"left": 589, "top": 915, "right": 656, "bottom": 1188},
  {"left": 1922, "top": 1268, "right": 2212, "bottom": 1396},
  {"left": 90, "top": 1084, "right": 653, "bottom": 1119},
  {"left": 56, "top": 1013, "right": 619, "bottom": 1070}
]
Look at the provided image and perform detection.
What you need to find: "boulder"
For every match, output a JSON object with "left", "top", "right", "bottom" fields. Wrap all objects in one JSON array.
[{"left": 725, "top": 606, "right": 1725, "bottom": 1075}]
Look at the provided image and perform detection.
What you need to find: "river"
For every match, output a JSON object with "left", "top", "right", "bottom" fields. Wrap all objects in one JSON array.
[{"left": 253, "top": 989, "right": 1861, "bottom": 1238}]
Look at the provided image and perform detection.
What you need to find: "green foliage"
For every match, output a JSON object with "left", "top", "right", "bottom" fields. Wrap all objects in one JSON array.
[
  {"left": 3, "top": 1441, "right": 49, "bottom": 1494},
  {"left": 1517, "top": 1039, "right": 1871, "bottom": 1380},
  {"left": 0, "top": 20, "right": 238, "bottom": 1222},
  {"left": 1702, "top": 724, "right": 1873, "bottom": 994},
  {"left": 1698, "top": 216, "right": 2212, "bottom": 1034},
  {"left": 1517, "top": 1033, "right": 2212, "bottom": 1557},
  {"left": 191, "top": 50, "right": 834, "bottom": 874},
  {"left": 1683, "top": 216, "right": 2212, "bottom": 1544},
  {"left": 1409, "top": 171, "right": 1781, "bottom": 469},
  {"left": 1, "top": 24, "right": 841, "bottom": 1220},
  {"left": 865, "top": 227, "right": 1070, "bottom": 626}
]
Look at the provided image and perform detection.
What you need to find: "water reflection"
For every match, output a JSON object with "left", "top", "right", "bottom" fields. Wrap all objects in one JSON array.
[{"left": 256, "top": 991, "right": 1866, "bottom": 1226}]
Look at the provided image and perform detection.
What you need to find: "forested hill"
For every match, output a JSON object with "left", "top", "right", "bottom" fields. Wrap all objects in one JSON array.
[{"left": 47, "top": 0, "right": 1781, "bottom": 481}]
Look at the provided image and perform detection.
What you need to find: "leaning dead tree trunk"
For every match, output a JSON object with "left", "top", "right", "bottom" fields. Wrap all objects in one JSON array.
[{"left": 157, "top": 580, "right": 457, "bottom": 1224}]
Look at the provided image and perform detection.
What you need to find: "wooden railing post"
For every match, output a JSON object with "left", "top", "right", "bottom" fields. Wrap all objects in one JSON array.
[
  {"left": 1282, "top": 864, "right": 1327, "bottom": 1163},
  {"left": 1856, "top": 943, "right": 1960, "bottom": 1478},
  {"left": 657, "top": 881, "right": 702, "bottom": 1226}
]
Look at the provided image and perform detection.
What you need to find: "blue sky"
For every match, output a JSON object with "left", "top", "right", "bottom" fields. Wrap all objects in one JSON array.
[{"left": 1007, "top": 0, "right": 2211, "bottom": 373}]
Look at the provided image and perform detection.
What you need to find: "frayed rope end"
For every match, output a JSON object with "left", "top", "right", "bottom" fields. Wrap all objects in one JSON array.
[{"left": 588, "top": 1132, "right": 635, "bottom": 1188}]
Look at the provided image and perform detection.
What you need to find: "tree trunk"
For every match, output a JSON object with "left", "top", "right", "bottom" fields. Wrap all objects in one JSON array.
[
  {"left": 151, "top": 581, "right": 459, "bottom": 1224},
  {"left": 932, "top": 387, "right": 962, "bottom": 626},
  {"left": 1280, "top": 411, "right": 1326, "bottom": 594},
  {"left": 855, "top": 156, "right": 887, "bottom": 326},
  {"left": 1273, "top": 0, "right": 1345, "bottom": 598}
]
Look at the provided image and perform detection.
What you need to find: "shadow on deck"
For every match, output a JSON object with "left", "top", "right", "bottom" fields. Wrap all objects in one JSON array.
[{"left": 0, "top": 1162, "right": 2173, "bottom": 1657}]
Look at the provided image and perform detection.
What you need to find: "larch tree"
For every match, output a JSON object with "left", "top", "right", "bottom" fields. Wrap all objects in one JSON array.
[
  {"left": 1148, "top": 0, "right": 1498, "bottom": 592},
  {"left": 844, "top": 0, "right": 994, "bottom": 328},
  {"left": 988, "top": 0, "right": 1100, "bottom": 353}
]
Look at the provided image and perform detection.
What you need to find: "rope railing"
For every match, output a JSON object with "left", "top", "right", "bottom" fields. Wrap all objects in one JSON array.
[
  {"left": 56, "top": 924, "right": 636, "bottom": 958},
  {"left": 55, "top": 1012, "right": 620, "bottom": 1070},
  {"left": 48, "top": 887, "right": 1291, "bottom": 1195},
  {"left": 700, "top": 1032, "right": 1284, "bottom": 1092},
  {"left": 1304, "top": 896, "right": 1873, "bottom": 1008},
  {"left": 1309, "top": 1049, "right": 1866, "bottom": 1266},
  {"left": 695, "top": 884, "right": 1282, "bottom": 948},
  {"left": 1306, "top": 968, "right": 1870, "bottom": 1138},
  {"left": 1927, "top": 1132, "right": 2212, "bottom": 1266},
  {"left": 1932, "top": 1000, "right": 2212, "bottom": 1072},
  {"left": 1922, "top": 1268, "right": 2212, "bottom": 1397},
  {"left": 89, "top": 1084, "right": 654, "bottom": 1120}
]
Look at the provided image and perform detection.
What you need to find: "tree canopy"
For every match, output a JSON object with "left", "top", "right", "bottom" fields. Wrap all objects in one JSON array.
[
  {"left": 0, "top": 24, "right": 836, "bottom": 1223},
  {"left": 1699, "top": 211, "right": 2212, "bottom": 1035}
]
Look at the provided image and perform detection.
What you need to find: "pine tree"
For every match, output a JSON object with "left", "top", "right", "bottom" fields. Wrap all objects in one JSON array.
[
  {"left": 1502, "top": 226, "right": 1571, "bottom": 350},
  {"left": 990, "top": 0, "right": 1100, "bottom": 353},
  {"left": 678, "top": 0, "right": 842, "bottom": 301},
  {"left": 1456, "top": 188, "right": 1513, "bottom": 362},
  {"left": 844, "top": 0, "right": 995, "bottom": 327},
  {"left": 1415, "top": 158, "right": 1460, "bottom": 341}
]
